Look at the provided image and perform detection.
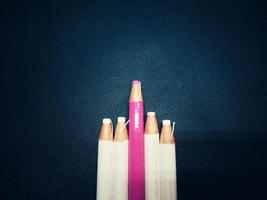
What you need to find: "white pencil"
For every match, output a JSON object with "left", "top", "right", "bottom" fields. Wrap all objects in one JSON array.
[
  {"left": 97, "top": 118, "right": 113, "bottom": 200},
  {"left": 113, "top": 117, "right": 129, "bottom": 200},
  {"left": 159, "top": 120, "right": 177, "bottom": 200},
  {"left": 144, "top": 112, "right": 160, "bottom": 200}
]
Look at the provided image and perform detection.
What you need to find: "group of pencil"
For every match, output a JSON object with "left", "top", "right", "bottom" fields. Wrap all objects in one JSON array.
[{"left": 97, "top": 80, "right": 177, "bottom": 200}]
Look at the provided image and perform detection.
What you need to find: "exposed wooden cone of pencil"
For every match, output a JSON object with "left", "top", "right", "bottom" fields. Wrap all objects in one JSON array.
[
  {"left": 114, "top": 117, "right": 128, "bottom": 141},
  {"left": 160, "top": 120, "right": 175, "bottom": 144},
  {"left": 99, "top": 118, "right": 113, "bottom": 140},
  {"left": 129, "top": 80, "right": 143, "bottom": 102},
  {"left": 145, "top": 112, "right": 159, "bottom": 134}
]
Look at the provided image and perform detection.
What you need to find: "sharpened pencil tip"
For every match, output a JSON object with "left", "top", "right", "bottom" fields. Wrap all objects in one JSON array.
[
  {"left": 99, "top": 118, "right": 113, "bottom": 140},
  {"left": 129, "top": 80, "right": 143, "bottom": 102},
  {"left": 160, "top": 120, "right": 175, "bottom": 144},
  {"left": 145, "top": 112, "right": 159, "bottom": 134},
  {"left": 114, "top": 117, "right": 128, "bottom": 141}
]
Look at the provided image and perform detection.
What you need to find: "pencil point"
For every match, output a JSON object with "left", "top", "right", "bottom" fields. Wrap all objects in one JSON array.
[
  {"left": 103, "top": 118, "right": 111, "bottom": 124},
  {"left": 145, "top": 112, "right": 159, "bottom": 134},
  {"left": 99, "top": 118, "right": 113, "bottom": 140},
  {"left": 132, "top": 80, "right": 140, "bottom": 84},
  {"left": 162, "top": 120, "right": 171, "bottom": 126},
  {"left": 129, "top": 80, "right": 143, "bottom": 102},
  {"left": 114, "top": 117, "right": 128, "bottom": 141},
  {"left": 147, "top": 112, "right": 155, "bottom": 116},
  {"left": 117, "top": 117, "right": 126, "bottom": 123},
  {"left": 160, "top": 120, "right": 175, "bottom": 144}
]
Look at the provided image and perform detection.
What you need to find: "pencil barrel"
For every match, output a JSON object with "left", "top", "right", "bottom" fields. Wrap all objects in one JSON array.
[
  {"left": 113, "top": 140, "right": 128, "bottom": 200},
  {"left": 159, "top": 144, "right": 177, "bottom": 200},
  {"left": 145, "top": 134, "right": 160, "bottom": 200},
  {"left": 128, "top": 101, "right": 145, "bottom": 200},
  {"left": 97, "top": 141, "right": 113, "bottom": 200}
]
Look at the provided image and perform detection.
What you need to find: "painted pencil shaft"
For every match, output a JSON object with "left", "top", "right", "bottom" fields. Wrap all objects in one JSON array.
[
  {"left": 113, "top": 117, "right": 128, "bottom": 200},
  {"left": 113, "top": 141, "right": 128, "bottom": 199},
  {"left": 128, "top": 80, "right": 145, "bottom": 200},
  {"left": 145, "top": 112, "right": 160, "bottom": 200},
  {"left": 97, "top": 119, "right": 113, "bottom": 200},
  {"left": 160, "top": 143, "right": 177, "bottom": 200},
  {"left": 159, "top": 120, "right": 177, "bottom": 200}
]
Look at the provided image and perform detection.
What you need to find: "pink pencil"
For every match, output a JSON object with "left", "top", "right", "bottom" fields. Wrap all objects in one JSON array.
[{"left": 128, "top": 80, "right": 145, "bottom": 200}]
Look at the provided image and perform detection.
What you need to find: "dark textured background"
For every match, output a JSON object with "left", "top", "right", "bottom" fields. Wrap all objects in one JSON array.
[{"left": 1, "top": 0, "right": 267, "bottom": 199}]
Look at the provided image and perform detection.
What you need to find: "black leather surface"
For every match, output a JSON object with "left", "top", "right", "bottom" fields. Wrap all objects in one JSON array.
[{"left": 1, "top": 0, "right": 267, "bottom": 199}]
